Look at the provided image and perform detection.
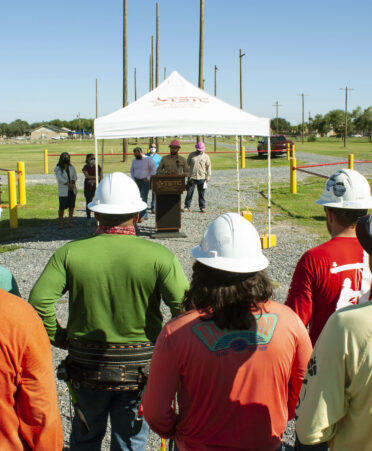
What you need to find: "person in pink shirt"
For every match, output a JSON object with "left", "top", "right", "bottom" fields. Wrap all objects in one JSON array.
[{"left": 143, "top": 213, "right": 312, "bottom": 451}]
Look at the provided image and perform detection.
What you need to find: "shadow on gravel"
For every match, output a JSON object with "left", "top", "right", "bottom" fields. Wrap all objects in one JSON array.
[{"left": 0, "top": 217, "right": 97, "bottom": 244}]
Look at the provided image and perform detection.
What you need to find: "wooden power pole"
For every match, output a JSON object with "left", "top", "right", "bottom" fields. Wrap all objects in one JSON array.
[
  {"left": 340, "top": 86, "right": 354, "bottom": 147},
  {"left": 122, "top": 0, "right": 128, "bottom": 161},
  {"left": 197, "top": 0, "right": 204, "bottom": 143},
  {"left": 239, "top": 48, "right": 245, "bottom": 150}
]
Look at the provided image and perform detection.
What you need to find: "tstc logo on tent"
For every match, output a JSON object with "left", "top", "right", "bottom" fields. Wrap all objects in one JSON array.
[{"left": 152, "top": 96, "right": 210, "bottom": 107}]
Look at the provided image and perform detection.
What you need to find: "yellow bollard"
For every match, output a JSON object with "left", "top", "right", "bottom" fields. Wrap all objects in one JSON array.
[
  {"left": 160, "top": 438, "right": 166, "bottom": 450},
  {"left": 291, "top": 144, "right": 295, "bottom": 159},
  {"left": 348, "top": 153, "right": 354, "bottom": 170},
  {"left": 8, "top": 171, "right": 18, "bottom": 228},
  {"left": 240, "top": 146, "right": 245, "bottom": 169},
  {"left": 242, "top": 208, "right": 252, "bottom": 222},
  {"left": 286, "top": 143, "right": 290, "bottom": 160},
  {"left": 260, "top": 234, "right": 277, "bottom": 249},
  {"left": 44, "top": 148, "right": 48, "bottom": 174},
  {"left": 17, "top": 161, "right": 26, "bottom": 205},
  {"left": 290, "top": 157, "right": 297, "bottom": 194}
]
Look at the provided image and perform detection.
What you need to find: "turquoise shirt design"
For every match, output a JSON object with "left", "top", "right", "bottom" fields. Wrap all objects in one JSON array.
[{"left": 192, "top": 314, "right": 278, "bottom": 352}]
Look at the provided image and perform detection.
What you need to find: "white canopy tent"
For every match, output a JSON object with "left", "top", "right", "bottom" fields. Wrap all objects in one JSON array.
[{"left": 94, "top": 71, "right": 273, "bottom": 238}]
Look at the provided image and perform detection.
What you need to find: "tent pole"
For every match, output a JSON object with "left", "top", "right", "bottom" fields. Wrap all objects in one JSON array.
[
  {"left": 101, "top": 140, "right": 105, "bottom": 176},
  {"left": 268, "top": 136, "right": 271, "bottom": 247},
  {"left": 235, "top": 136, "right": 240, "bottom": 215}
]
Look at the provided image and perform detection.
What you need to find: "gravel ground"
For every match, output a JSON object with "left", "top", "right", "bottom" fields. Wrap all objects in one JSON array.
[{"left": 2, "top": 152, "right": 372, "bottom": 450}]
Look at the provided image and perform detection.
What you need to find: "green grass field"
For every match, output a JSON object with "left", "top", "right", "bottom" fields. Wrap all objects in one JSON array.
[{"left": 1, "top": 138, "right": 371, "bottom": 247}]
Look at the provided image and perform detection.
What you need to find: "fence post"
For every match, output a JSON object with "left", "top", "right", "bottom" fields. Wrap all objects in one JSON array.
[
  {"left": 8, "top": 171, "right": 18, "bottom": 228},
  {"left": 290, "top": 157, "right": 297, "bottom": 194},
  {"left": 240, "top": 146, "right": 245, "bottom": 169},
  {"left": 348, "top": 153, "right": 354, "bottom": 170},
  {"left": 44, "top": 148, "right": 48, "bottom": 174},
  {"left": 17, "top": 161, "right": 26, "bottom": 205}
]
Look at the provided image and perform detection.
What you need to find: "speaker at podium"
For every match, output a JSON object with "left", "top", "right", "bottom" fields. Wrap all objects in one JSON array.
[{"left": 150, "top": 174, "right": 187, "bottom": 237}]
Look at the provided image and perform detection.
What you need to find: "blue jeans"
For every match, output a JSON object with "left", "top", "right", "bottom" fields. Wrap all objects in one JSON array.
[
  {"left": 69, "top": 387, "right": 149, "bottom": 451},
  {"left": 135, "top": 179, "right": 150, "bottom": 220},
  {"left": 150, "top": 191, "right": 156, "bottom": 211},
  {"left": 184, "top": 179, "right": 206, "bottom": 210}
]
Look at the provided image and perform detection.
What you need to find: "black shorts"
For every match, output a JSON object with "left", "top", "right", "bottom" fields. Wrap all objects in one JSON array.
[{"left": 59, "top": 191, "right": 76, "bottom": 210}]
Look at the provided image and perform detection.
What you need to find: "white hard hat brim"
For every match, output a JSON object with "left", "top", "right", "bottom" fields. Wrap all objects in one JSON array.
[
  {"left": 315, "top": 199, "right": 372, "bottom": 209},
  {"left": 192, "top": 244, "right": 269, "bottom": 273},
  {"left": 88, "top": 199, "right": 147, "bottom": 214}
]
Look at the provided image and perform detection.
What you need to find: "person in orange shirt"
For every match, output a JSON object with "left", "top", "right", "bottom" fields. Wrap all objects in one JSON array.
[
  {"left": 0, "top": 289, "right": 63, "bottom": 450},
  {"left": 143, "top": 213, "right": 312, "bottom": 451}
]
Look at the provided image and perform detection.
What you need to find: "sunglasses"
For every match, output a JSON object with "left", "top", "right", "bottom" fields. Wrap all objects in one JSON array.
[{"left": 170, "top": 146, "right": 179, "bottom": 149}]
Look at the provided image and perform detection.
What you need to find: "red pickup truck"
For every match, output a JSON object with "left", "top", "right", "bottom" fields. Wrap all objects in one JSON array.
[{"left": 257, "top": 135, "right": 294, "bottom": 158}]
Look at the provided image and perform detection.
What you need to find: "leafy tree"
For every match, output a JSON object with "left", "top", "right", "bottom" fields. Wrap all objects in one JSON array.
[
  {"left": 270, "top": 117, "right": 291, "bottom": 134},
  {"left": 324, "top": 109, "right": 353, "bottom": 136}
]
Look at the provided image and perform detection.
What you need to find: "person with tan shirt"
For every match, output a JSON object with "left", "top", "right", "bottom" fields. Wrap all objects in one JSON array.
[
  {"left": 184, "top": 141, "right": 211, "bottom": 213},
  {"left": 157, "top": 139, "right": 188, "bottom": 175}
]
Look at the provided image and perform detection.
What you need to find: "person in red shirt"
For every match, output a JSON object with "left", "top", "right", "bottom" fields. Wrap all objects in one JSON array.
[
  {"left": 0, "top": 289, "right": 63, "bottom": 450},
  {"left": 82, "top": 153, "right": 102, "bottom": 224},
  {"left": 286, "top": 169, "right": 372, "bottom": 345},
  {"left": 143, "top": 213, "right": 312, "bottom": 451}
]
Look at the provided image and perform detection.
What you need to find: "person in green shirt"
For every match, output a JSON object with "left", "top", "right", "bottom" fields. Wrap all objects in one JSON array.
[{"left": 29, "top": 172, "right": 189, "bottom": 451}]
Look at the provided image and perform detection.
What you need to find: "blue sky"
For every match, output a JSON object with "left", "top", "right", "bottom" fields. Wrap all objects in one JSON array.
[{"left": 1, "top": 0, "right": 371, "bottom": 125}]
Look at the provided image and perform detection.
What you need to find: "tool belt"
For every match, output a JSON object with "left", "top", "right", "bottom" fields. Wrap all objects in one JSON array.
[{"left": 59, "top": 340, "right": 154, "bottom": 391}]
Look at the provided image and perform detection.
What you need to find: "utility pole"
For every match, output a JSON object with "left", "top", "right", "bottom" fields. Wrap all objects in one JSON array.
[
  {"left": 155, "top": 2, "right": 159, "bottom": 150},
  {"left": 164, "top": 67, "right": 166, "bottom": 80},
  {"left": 214, "top": 65, "right": 218, "bottom": 152},
  {"left": 134, "top": 68, "right": 137, "bottom": 101},
  {"left": 77, "top": 112, "right": 81, "bottom": 141},
  {"left": 95, "top": 79, "right": 98, "bottom": 118},
  {"left": 122, "top": 0, "right": 128, "bottom": 161},
  {"left": 197, "top": 0, "right": 204, "bottom": 143},
  {"left": 340, "top": 86, "right": 354, "bottom": 147},
  {"left": 308, "top": 111, "right": 311, "bottom": 135},
  {"left": 151, "top": 35, "right": 154, "bottom": 90},
  {"left": 297, "top": 93, "right": 308, "bottom": 144},
  {"left": 272, "top": 101, "right": 282, "bottom": 134},
  {"left": 239, "top": 48, "right": 245, "bottom": 150}
]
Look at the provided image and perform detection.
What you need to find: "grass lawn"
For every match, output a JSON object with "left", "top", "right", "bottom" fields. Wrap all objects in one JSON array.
[{"left": 0, "top": 183, "right": 81, "bottom": 245}]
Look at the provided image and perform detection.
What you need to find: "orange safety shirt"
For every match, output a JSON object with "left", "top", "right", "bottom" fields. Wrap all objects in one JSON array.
[
  {"left": 0, "top": 290, "right": 63, "bottom": 450},
  {"left": 143, "top": 301, "right": 312, "bottom": 451}
]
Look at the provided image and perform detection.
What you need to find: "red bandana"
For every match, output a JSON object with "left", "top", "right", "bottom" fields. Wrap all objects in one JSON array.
[{"left": 95, "top": 225, "right": 136, "bottom": 236}]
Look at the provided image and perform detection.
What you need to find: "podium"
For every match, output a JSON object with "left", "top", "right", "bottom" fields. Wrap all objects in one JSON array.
[{"left": 151, "top": 174, "right": 187, "bottom": 237}]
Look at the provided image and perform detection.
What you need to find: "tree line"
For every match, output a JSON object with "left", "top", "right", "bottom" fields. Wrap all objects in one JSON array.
[
  {"left": 0, "top": 118, "right": 94, "bottom": 138},
  {"left": 2, "top": 106, "right": 372, "bottom": 138},
  {"left": 271, "top": 106, "right": 372, "bottom": 138}
]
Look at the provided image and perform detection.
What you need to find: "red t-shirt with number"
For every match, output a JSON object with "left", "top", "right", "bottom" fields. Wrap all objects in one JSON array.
[{"left": 286, "top": 236, "right": 372, "bottom": 345}]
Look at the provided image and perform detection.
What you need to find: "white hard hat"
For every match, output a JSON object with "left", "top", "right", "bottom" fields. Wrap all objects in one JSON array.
[
  {"left": 192, "top": 213, "right": 269, "bottom": 273},
  {"left": 315, "top": 169, "right": 372, "bottom": 209},
  {"left": 88, "top": 172, "right": 147, "bottom": 214}
]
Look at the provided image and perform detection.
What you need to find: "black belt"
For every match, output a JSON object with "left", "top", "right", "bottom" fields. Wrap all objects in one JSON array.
[{"left": 65, "top": 340, "right": 154, "bottom": 391}]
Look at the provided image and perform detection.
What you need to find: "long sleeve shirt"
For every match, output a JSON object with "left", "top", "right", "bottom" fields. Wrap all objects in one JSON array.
[
  {"left": 55, "top": 165, "right": 77, "bottom": 197},
  {"left": 130, "top": 156, "right": 156, "bottom": 180},
  {"left": 143, "top": 301, "right": 312, "bottom": 451},
  {"left": 0, "top": 290, "right": 63, "bottom": 450},
  {"left": 187, "top": 151, "right": 211, "bottom": 180},
  {"left": 29, "top": 234, "right": 189, "bottom": 346}
]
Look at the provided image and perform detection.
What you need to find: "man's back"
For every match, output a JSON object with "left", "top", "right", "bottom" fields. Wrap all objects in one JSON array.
[
  {"left": 286, "top": 236, "right": 372, "bottom": 344},
  {"left": 29, "top": 234, "right": 188, "bottom": 346}
]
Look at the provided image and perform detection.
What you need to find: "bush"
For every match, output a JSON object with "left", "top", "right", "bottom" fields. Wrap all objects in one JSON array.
[{"left": 307, "top": 135, "right": 317, "bottom": 142}]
